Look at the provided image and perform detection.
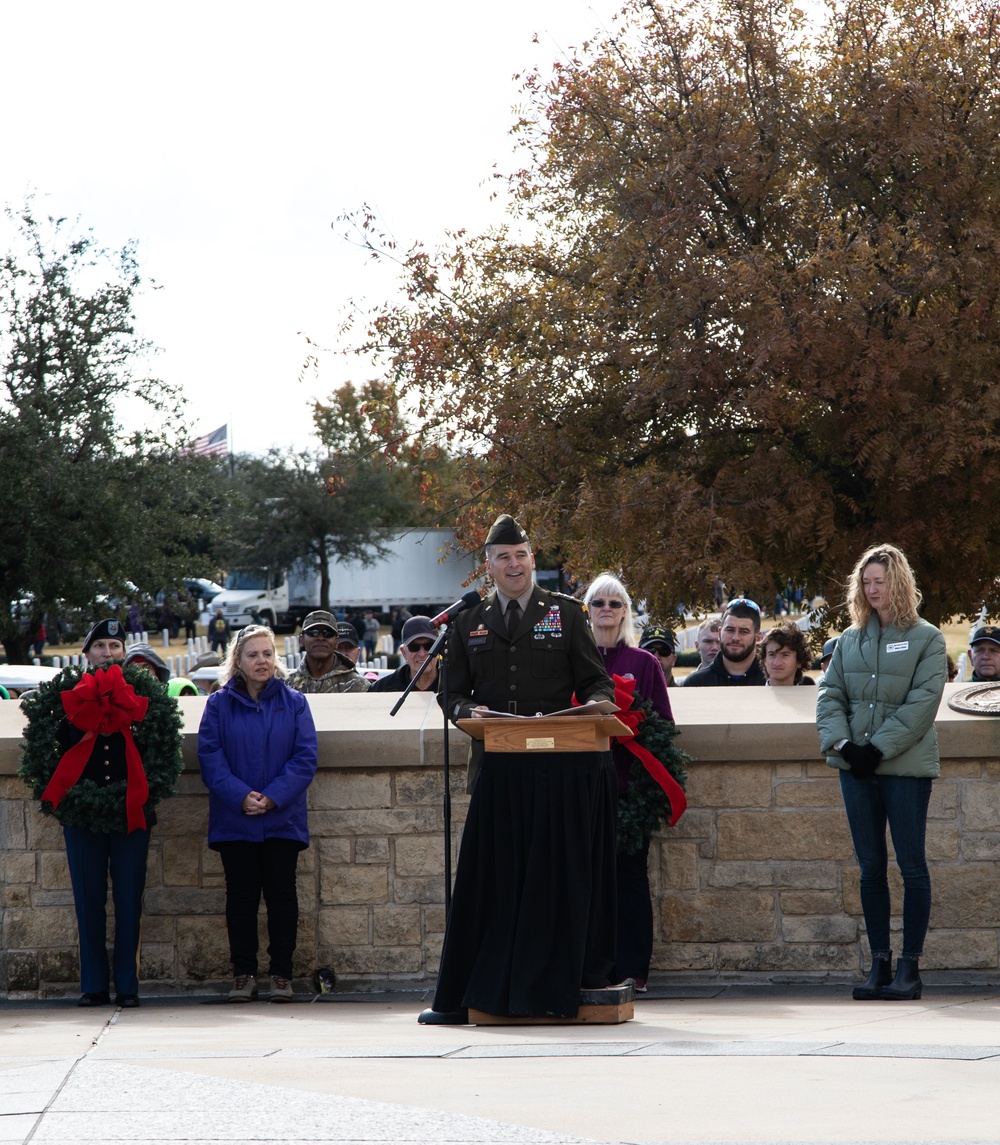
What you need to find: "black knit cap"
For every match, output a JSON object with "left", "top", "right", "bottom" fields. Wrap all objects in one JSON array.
[
  {"left": 82, "top": 618, "right": 126, "bottom": 654},
  {"left": 485, "top": 513, "right": 529, "bottom": 546}
]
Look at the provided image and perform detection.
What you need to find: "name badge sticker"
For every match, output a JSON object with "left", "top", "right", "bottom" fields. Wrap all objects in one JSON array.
[{"left": 886, "top": 641, "right": 909, "bottom": 653}]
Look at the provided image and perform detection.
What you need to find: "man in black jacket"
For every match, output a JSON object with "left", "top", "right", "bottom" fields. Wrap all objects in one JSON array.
[{"left": 683, "top": 599, "right": 766, "bottom": 686}]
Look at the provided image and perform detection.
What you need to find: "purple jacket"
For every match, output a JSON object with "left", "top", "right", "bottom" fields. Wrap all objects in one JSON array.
[
  {"left": 198, "top": 675, "right": 318, "bottom": 849},
  {"left": 599, "top": 642, "right": 673, "bottom": 794}
]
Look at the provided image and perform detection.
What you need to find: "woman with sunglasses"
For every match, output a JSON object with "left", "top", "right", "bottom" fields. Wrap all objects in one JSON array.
[
  {"left": 583, "top": 573, "right": 672, "bottom": 992},
  {"left": 369, "top": 616, "right": 440, "bottom": 692},
  {"left": 817, "top": 544, "right": 946, "bottom": 1001},
  {"left": 198, "top": 624, "right": 318, "bottom": 1002}
]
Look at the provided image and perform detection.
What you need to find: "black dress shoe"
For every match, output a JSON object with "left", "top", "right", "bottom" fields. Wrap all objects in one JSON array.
[
  {"left": 417, "top": 1007, "right": 469, "bottom": 1025},
  {"left": 115, "top": 994, "right": 141, "bottom": 1008},
  {"left": 78, "top": 992, "right": 111, "bottom": 1007}
]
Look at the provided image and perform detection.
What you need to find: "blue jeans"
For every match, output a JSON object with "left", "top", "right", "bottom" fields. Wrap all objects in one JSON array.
[{"left": 839, "top": 771, "right": 932, "bottom": 958}]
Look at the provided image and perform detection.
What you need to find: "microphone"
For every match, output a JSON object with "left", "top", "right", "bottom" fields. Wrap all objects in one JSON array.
[{"left": 430, "top": 591, "right": 482, "bottom": 627}]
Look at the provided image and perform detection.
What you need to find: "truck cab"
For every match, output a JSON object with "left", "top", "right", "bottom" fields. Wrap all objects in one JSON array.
[{"left": 206, "top": 570, "right": 292, "bottom": 632}]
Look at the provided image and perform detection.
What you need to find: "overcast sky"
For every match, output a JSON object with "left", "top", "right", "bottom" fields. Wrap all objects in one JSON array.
[{"left": 2, "top": 0, "right": 629, "bottom": 455}]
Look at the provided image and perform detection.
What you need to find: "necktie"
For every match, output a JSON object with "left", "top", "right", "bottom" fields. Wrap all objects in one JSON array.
[{"left": 506, "top": 600, "right": 521, "bottom": 639}]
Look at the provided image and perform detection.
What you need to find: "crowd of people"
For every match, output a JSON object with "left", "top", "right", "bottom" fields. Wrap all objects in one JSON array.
[{"left": 18, "top": 516, "right": 995, "bottom": 1013}]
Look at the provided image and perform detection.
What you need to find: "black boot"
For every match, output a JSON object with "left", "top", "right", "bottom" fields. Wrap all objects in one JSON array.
[
  {"left": 852, "top": 953, "right": 893, "bottom": 1001},
  {"left": 880, "top": 956, "right": 922, "bottom": 1000}
]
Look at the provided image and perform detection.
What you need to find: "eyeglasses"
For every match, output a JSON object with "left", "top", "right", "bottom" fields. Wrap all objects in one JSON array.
[
  {"left": 589, "top": 599, "right": 625, "bottom": 610},
  {"left": 304, "top": 626, "right": 336, "bottom": 638},
  {"left": 726, "top": 598, "right": 761, "bottom": 613},
  {"left": 407, "top": 641, "right": 435, "bottom": 652}
]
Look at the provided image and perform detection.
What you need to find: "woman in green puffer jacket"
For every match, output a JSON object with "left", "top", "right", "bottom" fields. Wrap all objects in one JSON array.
[{"left": 817, "top": 544, "right": 947, "bottom": 1003}]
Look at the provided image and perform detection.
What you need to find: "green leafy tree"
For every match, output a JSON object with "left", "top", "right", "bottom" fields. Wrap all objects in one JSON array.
[
  {"left": 347, "top": 0, "right": 1000, "bottom": 624},
  {"left": 0, "top": 207, "right": 222, "bottom": 662}
]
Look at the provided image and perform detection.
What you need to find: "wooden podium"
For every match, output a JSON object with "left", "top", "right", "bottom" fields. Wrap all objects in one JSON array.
[
  {"left": 454, "top": 710, "right": 634, "bottom": 1026},
  {"left": 457, "top": 713, "right": 630, "bottom": 754}
]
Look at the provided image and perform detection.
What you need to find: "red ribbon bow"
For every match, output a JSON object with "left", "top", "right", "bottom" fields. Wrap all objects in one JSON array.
[
  {"left": 608, "top": 675, "right": 687, "bottom": 827},
  {"left": 42, "top": 665, "right": 150, "bottom": 833}
]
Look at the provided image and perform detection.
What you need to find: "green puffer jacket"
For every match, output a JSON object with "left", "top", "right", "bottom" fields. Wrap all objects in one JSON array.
[{"left": 816, "top": 615, "right": 947, "bottom": 778}]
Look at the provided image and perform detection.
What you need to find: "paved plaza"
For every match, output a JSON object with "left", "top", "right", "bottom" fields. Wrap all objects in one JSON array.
[{"left": 2, "top": 982, "right": 999, "bottom": 1145}]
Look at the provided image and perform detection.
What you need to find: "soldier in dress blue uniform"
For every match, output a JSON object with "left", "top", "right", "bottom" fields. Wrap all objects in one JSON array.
[
  {"left": 421, "top": 514, "right": 617, "bottom": 1024},
  {"left": 61, "top": 619, "right": 151, "bottom": 1008}
]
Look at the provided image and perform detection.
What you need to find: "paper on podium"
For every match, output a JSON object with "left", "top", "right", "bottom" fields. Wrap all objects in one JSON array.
[{"left": 469, "top": 699, "right": 620, "bottom": 719}]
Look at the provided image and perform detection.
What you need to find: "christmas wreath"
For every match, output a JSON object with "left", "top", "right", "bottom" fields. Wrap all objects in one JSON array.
[
  {"left": 19, "top": 663, "right": 183, "bottom": 834},
  {"left": 611, "top": 676, "right": 691, "bottom": 855}
]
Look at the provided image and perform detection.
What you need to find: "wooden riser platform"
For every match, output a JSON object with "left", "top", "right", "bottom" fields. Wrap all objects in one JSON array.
[{"left": 469, "top": 1001, "right": 634, "bottom": 1025}]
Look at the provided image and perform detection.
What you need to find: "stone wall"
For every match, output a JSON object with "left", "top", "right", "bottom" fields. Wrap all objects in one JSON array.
[{"left": 2, "top": 687, "right": 999, "bottom": 997}]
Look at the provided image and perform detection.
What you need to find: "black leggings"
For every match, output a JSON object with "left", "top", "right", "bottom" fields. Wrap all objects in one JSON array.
[{"left": 217, "top": 839, "right": 301, "bottom": 979}]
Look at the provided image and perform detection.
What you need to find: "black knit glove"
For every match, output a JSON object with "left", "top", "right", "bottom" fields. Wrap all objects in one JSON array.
[{"left": 840, "top": 741, "right": 883, "bottom": 779}]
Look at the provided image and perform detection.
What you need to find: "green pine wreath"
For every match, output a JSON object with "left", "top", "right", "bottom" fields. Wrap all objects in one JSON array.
[
  {"left": 19, "top": 664, "right": 183, "bottom": 833},
  {"left": 616, "top": 691, "right": 690, "bottom": 855}
]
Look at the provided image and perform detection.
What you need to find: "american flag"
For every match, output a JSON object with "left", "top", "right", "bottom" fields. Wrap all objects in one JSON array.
[{"left": 188, "top": 424, "right": 229, "bottom": 458}]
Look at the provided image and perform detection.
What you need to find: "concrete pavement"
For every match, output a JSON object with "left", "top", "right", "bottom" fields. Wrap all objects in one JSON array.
[{"left": 3, "top": 983, "right": 1000, "bottom": 1145}]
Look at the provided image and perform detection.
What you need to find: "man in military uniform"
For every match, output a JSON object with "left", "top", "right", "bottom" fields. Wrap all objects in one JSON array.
[
  {"left": 421, "top": 514, "right": 617, "bottom": 1025},
  {"left": 62, "top": 619, "right": 150, "bottom": 1008},
  {"left": 287, "top": 611, "right": 368, "bottom": 694}
]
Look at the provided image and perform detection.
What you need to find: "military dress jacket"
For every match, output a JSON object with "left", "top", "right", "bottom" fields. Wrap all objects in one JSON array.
[{"left": 441, "top": 587, "right": 615, "bottom": 724}]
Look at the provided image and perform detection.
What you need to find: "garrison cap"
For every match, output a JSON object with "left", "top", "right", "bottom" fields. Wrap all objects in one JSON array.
[{"left": 485, "top": 513, "right": 529, "bottom": 547}]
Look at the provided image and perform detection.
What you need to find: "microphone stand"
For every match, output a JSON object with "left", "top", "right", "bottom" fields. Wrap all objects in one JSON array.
[{"left": 389, "top": 625, "right": 455, "bottom": 914}]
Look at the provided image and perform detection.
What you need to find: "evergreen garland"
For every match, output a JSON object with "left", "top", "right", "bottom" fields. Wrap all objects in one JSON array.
[
  {"left": 617, "top": 692, "right": 691, "bottom": 855},
  {"left": 19, "top": 664, "right": 183, "bottom": 833}
]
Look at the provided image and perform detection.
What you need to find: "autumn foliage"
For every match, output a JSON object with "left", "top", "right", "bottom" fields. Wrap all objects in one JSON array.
[{"left": 348, "top": 0, "right": 1000, "bottom": 623}]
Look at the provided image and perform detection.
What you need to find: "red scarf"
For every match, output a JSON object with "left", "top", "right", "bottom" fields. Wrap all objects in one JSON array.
[
  {"left": 42, "top": 665, "right": 150, "bottom": 832},
  {"left": 607, "top": 675, "right": 687, "bottom": 827}
]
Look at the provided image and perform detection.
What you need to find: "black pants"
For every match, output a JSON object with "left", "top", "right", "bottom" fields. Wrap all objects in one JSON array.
[
  {"left": 217, "top": 839, "right": 301, "bottom": 979},
  {"left": 615, "top": 839, "right": 653, "bottom": 982}
]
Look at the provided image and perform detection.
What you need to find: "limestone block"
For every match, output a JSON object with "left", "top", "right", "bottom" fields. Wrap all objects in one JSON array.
[
  {"left": 154, "top": 796, "right": 209, "bottom": 837},
  {"left": 659, "top": 841, "right": 699, "bottom": 890},
  {"left": 201, "top": 845, "right": 224, "bottom": 876},
  {"left": 961, "top": 782, "right": 1000, "bottom": 832},
  {"left": 718, "top": 943, "right": 859, "bottom": 972},
  {"left": 661, "top": 891, "right": 776, "bottom": 943},
  {"left": 161, "top": 837, "right": 200, "bottom": 887},
  {"left": 140, "top": 915, "right": 175, "bottom": 945},
  {"left": 328, "top": 946, "right": 422, "bottom": 975},
  {"left": 318, "top": 837, "right": 352, "bottom": 865},
  {"left": 0, "top": 797, "right": 27, "bottom": 849},
  {"left": 4, "top": 951, "right": 39, "bottom": 991},
  {"left": 38, "top": 949, "right": 79, "bottom": 984},
  {"left": 928, "top": 783, "right": 959, "bottom": 818},
  {"left": 26, "top": 811, "right": 63, "bottom": 850},
  {"left": 781, "top": 915, "right": 858, "bottom": 944},
  {"left": 775, "top": 763, "right": 804, "bottom": 778},
  {"left": 922, "top": 930, "right": 998, "bottom": 970},
  {"left": 423, "top": 936, "right": 444, "bottom": 966},
  {"left": 985, "top": 759, "right": 1000, "bottom": 777},
  {"left": 925, "top": 821, "right": 959, "bottom": 862},
  {"left": 395, "top": 836, "right": 446, "bottom": 877},
  {"left": 38, "top": 851, "right": 69, "bottom": 890},
  {"left": 311, "top": 772, "right": 391, "bottom": 810},
  {"left": 31, "top": 890, "right": 75, "bottom": 908},
  {"left": 422, "top": 905, "right": 447, "bottom": 936},
  {"left": 355, "top": 837, "right": 389, "bottom": 864},
  {"left": 651, "top": 943, "right": 717, "bottom": 971},
  {"left": 321, "top": 863, "right": 387, "bottom": 906},
  {"left": 5, "top": 906, "right": 78, "bottom": 948},
  {"left": 960, "top": 834, "right": 1000, "bottom": 862},
  {"left": 395, "top": 770, "right": 446, "bottom": 806},
  {"left": 373, "top": 906, "right": 421, "bottom": 946},
  {"left": 709, "top": 860, "right": 840, "bottom": 890},
  {"left": 930, "top": 866, "right": 1000, "bottom": 928},
  {"left": 717, "top": 810, "right": 852, "bottom": 861},
  {"left": 780, "top": 892, "right": 842, "bottom": 915},
  {"left": 688, "top": 762, "right": 771, "bottom": 808},
  {"left": 805, "top": 762, "right": 833, "bottom": 777},
  {"left": 4, "top": 850, "right": 37, "bottom": 885},
  {"left": 2, "top": 886, "right": 31, "bottom": 907},
  {"left": 318, "top": 906, "right": 370, "bottom": 946},
  {"left": 774, "top": 780, "right": 842, "bottom": 808},
  {"left": 310, "top": 808, "right": 438, "bottom": 836},
  {"left": 665, "top": 809, "right": 714, "bottom": 841},
  {"left": 940, "top": 760, "right": 982, "bottom": 778},
  {"left": 177, "top": 918, "right": 231, "bottom": 980},
  {"left": 144, "top": 887, "right": 226, "bottom": 916},
  {"left": 392, "top": 876, "right": 446, "bottom": 905},
  {"left": 140, "top": 944, "right": 176, "bottom": 980}
]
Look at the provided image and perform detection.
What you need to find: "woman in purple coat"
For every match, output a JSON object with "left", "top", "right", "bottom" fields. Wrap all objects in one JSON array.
[
  {"left": 584, "top": 574, "right": 672, "bottom": 991},
  {"left": 198, "top": 625, "right": 318, "bottom": 1003}
]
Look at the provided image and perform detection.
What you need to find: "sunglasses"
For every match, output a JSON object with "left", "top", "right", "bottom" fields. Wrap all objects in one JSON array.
[
  {"left": 589, "top": 599, "right": 624, "bottom": 610},
  {"left": 304, "top": 626, "right": 336, "bottom": 638},
  {"left": 407, "top": 640, "right": 435, "bottom": 652},
  {"left": 726, "top": 598, "right": 761, "bottom": 613}
]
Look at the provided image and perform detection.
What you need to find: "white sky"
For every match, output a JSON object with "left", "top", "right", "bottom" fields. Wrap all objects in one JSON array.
[{"left": 2, "top": 0, "right": 627, "bottom": 455}]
